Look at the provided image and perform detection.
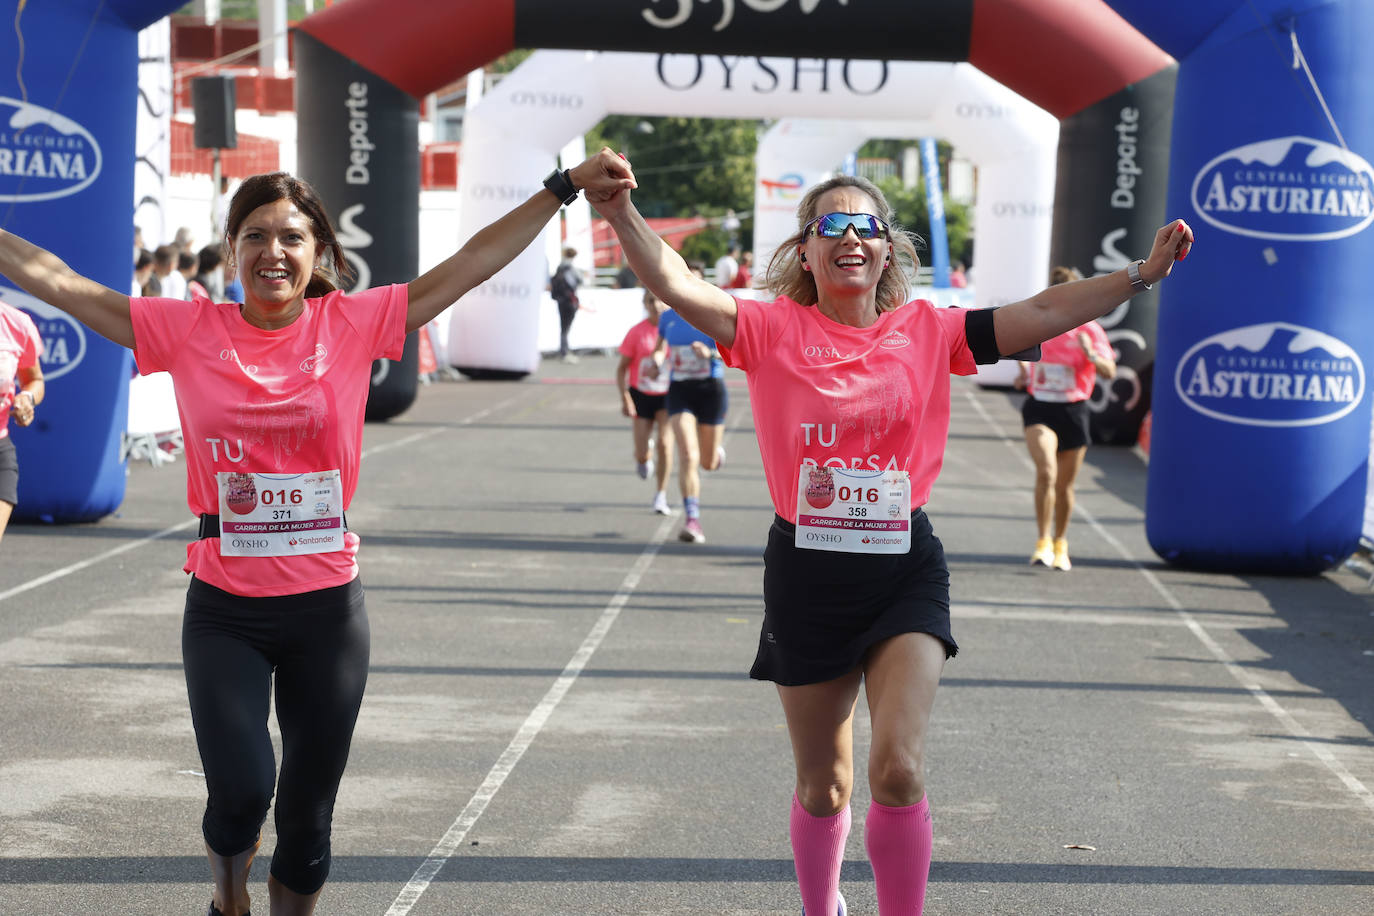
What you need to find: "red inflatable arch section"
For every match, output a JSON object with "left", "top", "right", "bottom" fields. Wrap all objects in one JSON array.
[{"left": 299, "top": 0, "right": 1167, "bottom": 117}]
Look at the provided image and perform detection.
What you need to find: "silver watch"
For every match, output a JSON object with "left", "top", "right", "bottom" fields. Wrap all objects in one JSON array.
[{"left": 1127, "top": 259, "right": 1152, "bottom": 293}]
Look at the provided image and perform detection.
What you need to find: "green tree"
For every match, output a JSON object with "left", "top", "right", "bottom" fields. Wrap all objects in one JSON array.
[
  {"left": 870, "top": 176, "right": 973, "bottom": 270},
  {"left": 584, "top": 116, "right": 761, "bottom": 224}
]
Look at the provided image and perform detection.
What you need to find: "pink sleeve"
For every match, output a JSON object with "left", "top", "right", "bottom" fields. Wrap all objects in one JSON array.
[
  {"left": 335, "top": 284, "right": 408, "bottom": 360},
  {"left": 717, "top": 298, "right": 774, "bottom": 371},
  {"left": 129, "top": 296, "right": 201, "bottom": 375},
  {"left": 1086, "top": 321, "right": 1113, "bottom": 359},
  {"left": 934, "top": 305, "right": 978, "bottom": 376},
  {"left": 618, "top": 324, "right": 638, "bottom": 357},
  {"left": 18, "top": 312, "right": 40, "bottom": 368}
]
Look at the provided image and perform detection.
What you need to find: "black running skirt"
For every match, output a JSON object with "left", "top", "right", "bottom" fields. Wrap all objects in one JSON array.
[{"left": 751, "top": 511, "right": 957, "bottom": 686}]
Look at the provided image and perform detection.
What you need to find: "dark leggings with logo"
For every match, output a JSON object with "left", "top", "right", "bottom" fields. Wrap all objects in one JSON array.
[{"left": 182, "top": 576, "right": 369, "bottom": 895}]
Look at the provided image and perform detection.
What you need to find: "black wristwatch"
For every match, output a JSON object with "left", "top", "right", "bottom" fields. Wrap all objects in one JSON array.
[{"left": 543, "top": 168, "right": 579, "bottom": 206}]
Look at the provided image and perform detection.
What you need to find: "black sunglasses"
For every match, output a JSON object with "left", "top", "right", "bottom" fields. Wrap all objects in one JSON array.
[{"left": 804, "top": 212, "right": 890, "bottom": 240}]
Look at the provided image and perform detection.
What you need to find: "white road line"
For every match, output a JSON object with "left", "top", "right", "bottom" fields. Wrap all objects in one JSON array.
[
  {"left": 0, "top": 393, "right": 527, "bottom": 606},
  {"left": 383, "top": 511, "right": 679, "bottom": 916},
  {"left": 964, "top": 388, "right": 1374, "bottom": 816},
  {"left": 0, "top": 518, "right": 197, "bottom": 604}
]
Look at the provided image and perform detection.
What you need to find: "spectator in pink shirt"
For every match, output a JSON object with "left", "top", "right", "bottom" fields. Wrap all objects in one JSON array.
[
  {"left": 0, "top": 150, "right": 635, "bottom": 916},
  {"left": 0, "top": 300, "right": 44, "bottom": 544},
  {"left": 591, "top": 161, "right": 1192, "bottom": 916},
  {"left": 1015, "top": 266, "right": 1117, "bottom": 571}
]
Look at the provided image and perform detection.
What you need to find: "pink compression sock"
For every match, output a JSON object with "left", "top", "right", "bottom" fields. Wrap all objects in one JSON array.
[
  {"left": 790, "top": 793, "right": 850, "bottom": 915},
  {"left": 864, "top": 795, "right": 933, "bottom": 915}
]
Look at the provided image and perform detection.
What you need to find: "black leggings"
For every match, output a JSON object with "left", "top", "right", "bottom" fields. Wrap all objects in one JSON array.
[{"left": 182, "top": 576, "right": 369, "bottom": 895}]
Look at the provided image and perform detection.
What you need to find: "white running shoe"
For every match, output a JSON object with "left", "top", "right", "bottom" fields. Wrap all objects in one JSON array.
[
  {"left": 652, "top": 492, "right": 672, "bottom": 515},
  {"left": 714, "top": 445, "right": 726, "bottom": 470},
  {"left": 636, "top": 459, "right": 653, "bottom": 480}
]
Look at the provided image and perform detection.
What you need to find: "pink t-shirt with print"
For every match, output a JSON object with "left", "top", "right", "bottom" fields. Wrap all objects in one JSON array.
[
  {"left": 618, "top": 317, "right": 668, "bottom": 394},
  {"left": 0, "top": 303, "right": 41, "bottom": 440},
  {"left": 719, "top": 296, "right": 977, "bottom": 523},
  {"left": 1025, "top": 321, "right": 1111, "bottom": 404},
  {"left": 130, "top": 286, "right": 407, "bottom": 597}
]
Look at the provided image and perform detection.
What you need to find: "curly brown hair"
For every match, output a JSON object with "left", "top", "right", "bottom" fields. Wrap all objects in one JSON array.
[{"left": 761, "top": 175, "right": 923, "bottom": 313}]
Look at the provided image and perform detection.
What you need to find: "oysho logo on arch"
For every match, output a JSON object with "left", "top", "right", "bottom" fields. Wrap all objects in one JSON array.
[
  {"left": 0, "top": 97, "right": 102, "bottom": 202},
  {"left": 1191, "top": 136, "right": 1374, "bottom": 241},
  {"left": 1175, "top": 322, "right": 1365, "bottom": 428}
]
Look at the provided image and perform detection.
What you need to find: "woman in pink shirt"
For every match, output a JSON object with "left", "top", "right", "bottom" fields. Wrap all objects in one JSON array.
[
  {"left": 592, "top": 164, "right": 1192, "bottom": 916},
  {"left": 616, "top": 289, "right": 675, "bottom": 515},
  {"left": 1015, "top": 266, "right": 1118, "bottom": 571},
  {"left": 0, "top": 151, "right": 635, "bottom": 916},
  {"left": 0, "top": 301, "right": 44, "bottom": 544}
]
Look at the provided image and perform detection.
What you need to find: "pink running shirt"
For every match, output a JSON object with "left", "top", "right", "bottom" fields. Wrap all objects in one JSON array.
[
  {"left": 0, "top": 302, "right": 41, "bottom": 440},
  {"left": 718, "top": 297, "right": 977, "bottom": 522},
  {"left": 130, "top": 286, "right": 407, "bottom": 597},
  {"left": 618, "top": 318, "right": 668, "bottom": 394},
  {"left": 1025, "top": 321, "right": 1111, "bottom": 403}
]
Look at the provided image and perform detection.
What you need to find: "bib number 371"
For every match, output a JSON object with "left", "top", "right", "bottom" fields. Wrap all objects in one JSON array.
[{"left": 216, "top": 469, "right": 345, "bottom": 557}]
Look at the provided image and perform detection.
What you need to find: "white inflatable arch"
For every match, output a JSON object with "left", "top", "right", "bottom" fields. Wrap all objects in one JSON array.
[{"left": 449, "top": 50, "right": 1057, "bottom": 375}]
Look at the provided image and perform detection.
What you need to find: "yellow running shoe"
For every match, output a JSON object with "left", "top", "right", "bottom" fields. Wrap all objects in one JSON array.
[
  {"left": 1030, "top": 538, "right": 1054, "bottom": 566},
  {"left": 1052, "top": 537, "right": 1072, "bottom": 571}
]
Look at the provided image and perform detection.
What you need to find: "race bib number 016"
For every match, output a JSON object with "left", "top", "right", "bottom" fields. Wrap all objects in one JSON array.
[
  {"left": 795, "top": 466, "right": 910, "bottom": 554},
  {"left": 217, "top": 469, "right": 345, "bottom": 557}
]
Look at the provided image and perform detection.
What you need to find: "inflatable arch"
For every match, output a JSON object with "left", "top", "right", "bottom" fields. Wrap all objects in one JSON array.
[
  {"left": 444, "top": 53, "right": 1058, "bottom": 377},
  {"left": 0, "top": 0, "right": 183, "bottom": 522},
  {"left": 296, "top": 0, "right": 1174, "bottom": 434},
  {"left": 1112, "top": 0, "right": 1374, "bottom": 572},
  {"left": 299, "top": 0, "right": 1374, "bottom": 572}
]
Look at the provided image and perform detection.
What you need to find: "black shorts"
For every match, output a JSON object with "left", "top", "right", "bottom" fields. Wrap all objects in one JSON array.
[
  {"left": 666, "top": 377, "right": 728, "bottom": 425},
  {"left": 1022, "top": 397, "right": 1091, "bottom": 451},
  {"left": 751, "top": 511, "right": 957, "bottom": 686},
  {"left": 0, "top": 436, "right": 17, "bottom": 505},
  {"left": 629, "top": 388, "right": 667, "bottom": 420}
]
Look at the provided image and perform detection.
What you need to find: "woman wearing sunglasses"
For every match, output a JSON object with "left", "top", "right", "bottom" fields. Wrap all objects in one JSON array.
[{"left": 589, "top": 164, "right": 1192, "bottom": 915}]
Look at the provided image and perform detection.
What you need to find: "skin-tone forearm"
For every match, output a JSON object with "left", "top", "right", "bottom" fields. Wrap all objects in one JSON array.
[
  {"left": 993, "top": 220, "right": 1192, "bottom": 357},
  {"left": 0, "top": 229, "right": 134, "bottom": 348},
  {"left": 994, "top": 271, "right": 1136, "bottom": 356},
  {"left": 407, "top": 151, "right": 636, "bottom": 333},
  {"left": 603, "top": 206, "right": 738, "bottom": 347},
  {"left": 406, "top": 192, "right": 561, "bottom": 333},
  {"left": 10, "top": 367, "right": 43, "bottom": 426}
]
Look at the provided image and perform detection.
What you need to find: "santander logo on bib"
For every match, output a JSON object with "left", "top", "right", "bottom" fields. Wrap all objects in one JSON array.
[
  {"left": 1191, "top": 136, "right": 1374, "bottom": 241},
  {"left": 879, "top": 331, "right": 910, "bottom": 350}
]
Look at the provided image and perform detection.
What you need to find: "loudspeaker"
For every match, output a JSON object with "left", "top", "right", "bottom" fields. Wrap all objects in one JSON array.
[{"left": 192, "top": 75, "right": 237, "bottom": 149}]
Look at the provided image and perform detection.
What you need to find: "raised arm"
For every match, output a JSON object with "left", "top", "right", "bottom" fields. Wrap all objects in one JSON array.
[
  {"left": 993, "top": 220, "right": 1194, "bottom": 357},
  {"left": 587, "top": 152, "right": 740, "bottom": 349},
  {"left": 0, "top": 229, "right": 134, "bottom": 349},
  {"left": 405, "top": 149, "right": 637, "bottom": 333}
]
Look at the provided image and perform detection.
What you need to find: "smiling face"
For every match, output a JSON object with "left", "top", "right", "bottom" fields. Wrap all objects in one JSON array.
[
  {"left": 799, "top": 187, "right": 894, "bottom": 305},
  {"left": 232, "top": 198, "right": 322, "bottom": 315}
]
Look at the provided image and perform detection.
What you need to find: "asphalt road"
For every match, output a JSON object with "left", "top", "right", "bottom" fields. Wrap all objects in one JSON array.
[{"left": 1, "top": 354, "right": 1370, "bottom": 915}]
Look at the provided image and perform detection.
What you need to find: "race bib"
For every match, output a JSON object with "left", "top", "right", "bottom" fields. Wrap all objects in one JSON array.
[
  {"left": 1033, "top": 362, "right": 1075, "bottom": 400},
  {"left": 637, "top": 355, "right": 669, "bottom": 394},
  {"left": 217, "top": 470, "right": 346, "bottom": 557},
  {"left": 795, "top": 466, "right": 911, "bottom": 554},
  {"left": 669, "top": 344, "right": 713, "bottom": 380}
]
